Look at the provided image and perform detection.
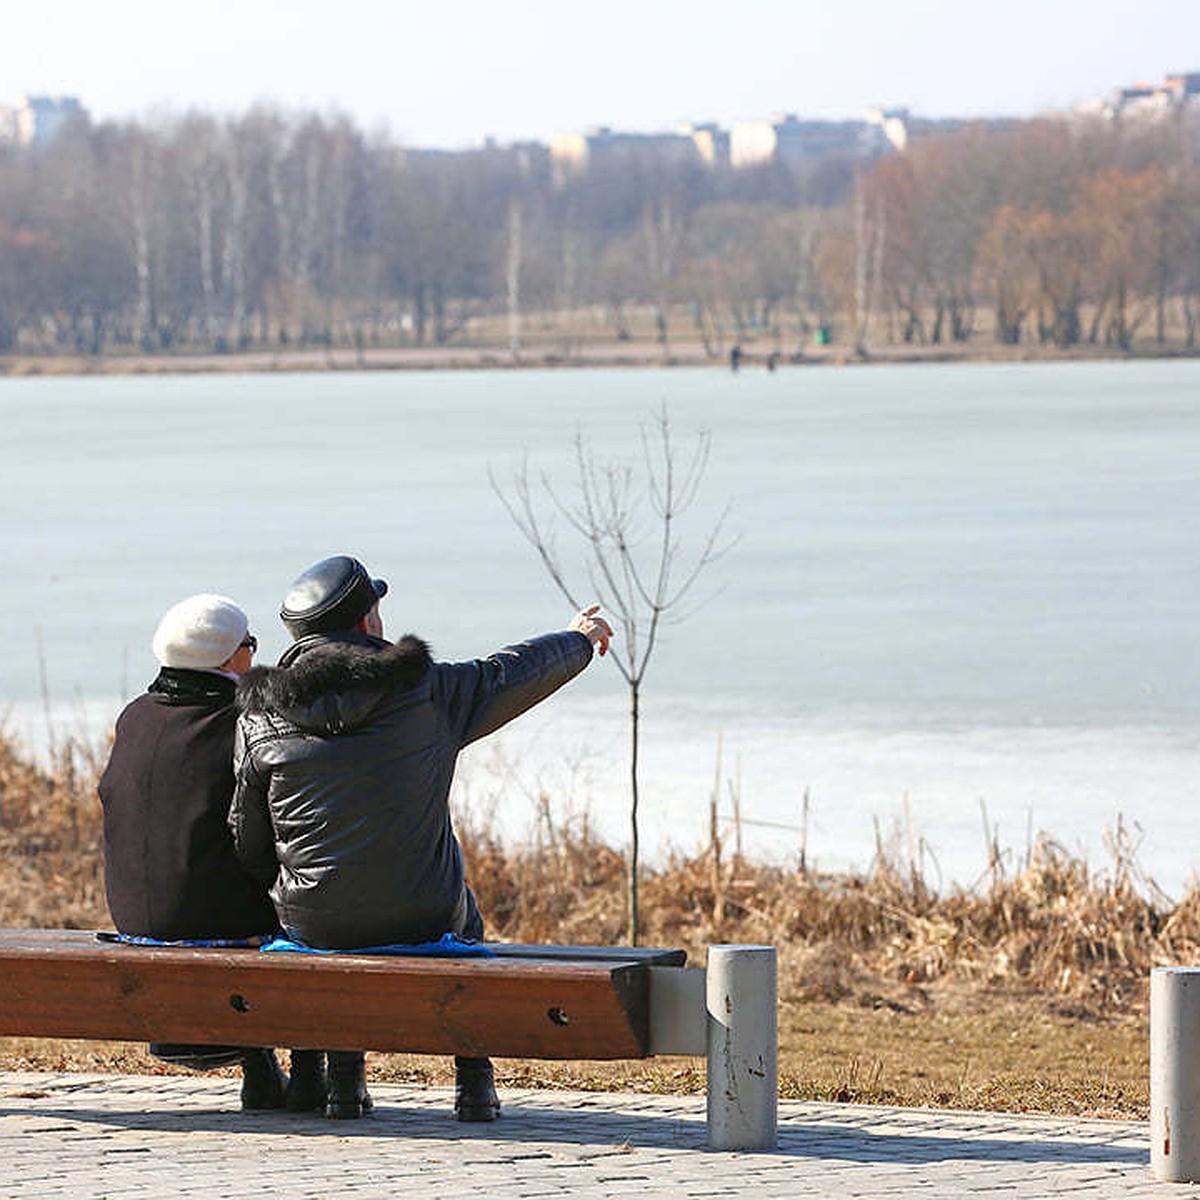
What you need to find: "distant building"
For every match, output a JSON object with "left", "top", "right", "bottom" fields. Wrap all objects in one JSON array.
[
  {"left": 1117, "top": 83, "right": 1174, "bottom": 119},
  {"left": 728, "top": 118, "right": 775, "bottom": 167},
  {"left": 865, "top": 107, "right": 912, "bottom": 152},
  {"left": 549, "top": 125, "right": 711, "bottom": 180},
  {"left": 729, "top": 112, "right": 891, "bottom": 168},
  {"left": 1078, "top": 71, "right": 1200, "bottom": 123},
  {"left": 1165, "top": 72, "right": 1200, "bottom": 102},
  {"left": 680, "top": 121, "right": 730, "bottom": 168},
  {"left": 0, "top": 93, "right": 86, "bottom": 147}
]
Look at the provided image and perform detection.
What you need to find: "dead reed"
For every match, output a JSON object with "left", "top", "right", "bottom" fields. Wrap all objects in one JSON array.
[{"left": 0, "top": 728, "right": 106, "bottom": 928}]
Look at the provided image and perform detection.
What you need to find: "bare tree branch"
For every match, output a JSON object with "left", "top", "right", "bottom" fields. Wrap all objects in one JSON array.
[{"left": 489, "top": 407, "right": 734, "bottom": 943}]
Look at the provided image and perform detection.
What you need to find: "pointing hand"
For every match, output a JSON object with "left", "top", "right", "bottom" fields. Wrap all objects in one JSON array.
[{"left": 570, "top": 605, "right": 613, "bottom": 657}]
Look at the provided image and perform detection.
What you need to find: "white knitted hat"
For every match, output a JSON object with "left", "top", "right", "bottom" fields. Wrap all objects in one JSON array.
[{"left": 151, "top": 594, "right": 249, "bottom": 670}]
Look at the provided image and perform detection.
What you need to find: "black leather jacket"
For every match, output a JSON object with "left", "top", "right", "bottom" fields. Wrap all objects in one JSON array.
[{"left": 230, "top": 628, "right": 593, "bottom": 948}]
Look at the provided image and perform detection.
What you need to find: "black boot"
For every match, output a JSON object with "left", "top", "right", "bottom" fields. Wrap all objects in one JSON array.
[
  {"left": 240, "top": 1048, "right": 288, "bottom": 1111},
  {"left": 454, "top": 1057, "right": 500, "bottom": 1122},
  {"left": 286, "top": 1049, "right": 328, "bottom": 1113},
  {"left": 327, "top": 1050, "right": 373, "bottom": 1120}
]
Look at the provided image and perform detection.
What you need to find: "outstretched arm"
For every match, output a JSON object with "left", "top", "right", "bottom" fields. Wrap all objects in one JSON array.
[{"left": 441, "top": 606, "right": 614, "bottom": 747}]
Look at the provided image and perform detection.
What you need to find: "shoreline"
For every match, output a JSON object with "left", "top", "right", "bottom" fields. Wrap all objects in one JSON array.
[{"left": 2, "top": 338, "right": 1198, "bottom": 377}]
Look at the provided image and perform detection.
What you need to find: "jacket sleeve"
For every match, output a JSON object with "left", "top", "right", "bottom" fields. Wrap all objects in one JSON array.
[
  {"left": 228, "top": 718, "right": 280, "bottom": 889},
  {"left": 439, "top": 630, "right": 594, "bottom": 748}
]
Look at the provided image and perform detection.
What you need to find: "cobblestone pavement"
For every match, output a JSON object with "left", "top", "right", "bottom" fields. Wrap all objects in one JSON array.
[{"left": 0, "top": 1070, "right": 1182, "bottom": 1198}]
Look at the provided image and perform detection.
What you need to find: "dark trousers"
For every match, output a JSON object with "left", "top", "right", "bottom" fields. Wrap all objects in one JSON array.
[{"left": 452, "top": 885, "right": 485, "bottom": 941}]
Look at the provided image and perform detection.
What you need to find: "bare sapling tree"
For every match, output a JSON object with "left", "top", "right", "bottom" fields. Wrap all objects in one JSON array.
[{"left": 491, "top": 406, "right": 733, "bottom": 943}]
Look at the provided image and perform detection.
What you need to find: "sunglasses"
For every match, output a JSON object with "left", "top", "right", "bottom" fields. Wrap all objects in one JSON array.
[{"left": 240, "top": 635, "right": 258, "bottom": 653}]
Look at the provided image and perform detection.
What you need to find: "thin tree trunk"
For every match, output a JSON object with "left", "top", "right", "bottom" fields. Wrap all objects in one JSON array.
[
  {"left": 853, "top": 183, "right": 868, "bottom": 351},
  {"left": 222, "top": 138, "right": 249, "bottom": 346},
  {"left": 506, "top": 198, "right": 521, "bottom": 361},
  {"left": 131, "top": 143, "right": 154, "bottom": 350},
  {"left": 629, "top": 681, "right": 640, "bottom": 946},
  {"left": 196, "top": 179, "right": 217, "bottom": 340}
]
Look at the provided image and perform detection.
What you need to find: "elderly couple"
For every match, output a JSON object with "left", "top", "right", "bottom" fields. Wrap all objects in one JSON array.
[{"left": 98, "top": 554, "right": 612, "bottom": 1121}]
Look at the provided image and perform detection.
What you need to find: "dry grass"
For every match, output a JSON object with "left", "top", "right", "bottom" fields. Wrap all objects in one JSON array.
[
  {"left": 459, "top": 800, "right": 1184, "bottom": 1019},
  {"left": 0, "top": 728, "right": 1181, "bottom": 1115},
  {"left": 0, "top": 730, "right": 107, "bottom": 928}
]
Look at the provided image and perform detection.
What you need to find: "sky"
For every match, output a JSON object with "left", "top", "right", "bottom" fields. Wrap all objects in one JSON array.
[{"left": 2, "top": 0, "right": 1199, "bottom": 148}]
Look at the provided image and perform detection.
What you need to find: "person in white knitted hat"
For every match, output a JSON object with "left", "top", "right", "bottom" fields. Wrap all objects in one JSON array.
[
  {"left": 148, "top": 593, "right": 252, "bottom": 672},
  {"left": 99, "top": 593, "right": 325, "bottom": 1113}
]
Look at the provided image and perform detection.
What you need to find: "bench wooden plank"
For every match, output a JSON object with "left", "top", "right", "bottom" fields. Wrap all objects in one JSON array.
[{"left": 0, "top": 930, "right": 655, "bottom": 1059}]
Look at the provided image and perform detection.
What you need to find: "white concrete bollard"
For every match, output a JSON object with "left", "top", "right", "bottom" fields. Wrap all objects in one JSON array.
[
  {"left": 1151, "top": 967, "right": 1200, "bottom": 1181},
  {"left": 705, "top": 944, "right": 778, "bottom": 1151}
]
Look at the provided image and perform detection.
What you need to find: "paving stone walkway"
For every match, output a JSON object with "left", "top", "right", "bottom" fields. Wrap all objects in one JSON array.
[{"left": 0, "top": 1070, "right": 1182, "bottom": 1198}]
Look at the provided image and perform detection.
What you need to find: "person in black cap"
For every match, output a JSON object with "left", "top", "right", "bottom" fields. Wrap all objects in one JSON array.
[{"left": 230, "top": 554, "right": 611, "bottom": 1121}]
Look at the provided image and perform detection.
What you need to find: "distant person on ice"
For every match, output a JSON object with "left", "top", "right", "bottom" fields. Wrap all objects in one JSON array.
[{"left": 230, "top": 554, "right": 612, "bottom": 1121}]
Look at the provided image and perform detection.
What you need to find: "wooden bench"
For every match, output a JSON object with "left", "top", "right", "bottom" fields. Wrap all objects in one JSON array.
[{"left": 0, "top": 929, "right": 777, "bottom": 1150}]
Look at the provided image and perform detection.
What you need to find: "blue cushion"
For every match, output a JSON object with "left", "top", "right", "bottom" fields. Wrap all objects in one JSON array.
[{"left": 260, "top": 932, "right": 494, "bottom": 958}]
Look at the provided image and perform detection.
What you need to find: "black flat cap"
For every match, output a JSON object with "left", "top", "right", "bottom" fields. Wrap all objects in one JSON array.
[{"left": 280, "top": 555, "right": 388, "bottom": 639}]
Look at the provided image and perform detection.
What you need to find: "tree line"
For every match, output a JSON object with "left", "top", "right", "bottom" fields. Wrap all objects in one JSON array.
[{"left": 2, "top": 105, "right": 1199, "bottom": 357}]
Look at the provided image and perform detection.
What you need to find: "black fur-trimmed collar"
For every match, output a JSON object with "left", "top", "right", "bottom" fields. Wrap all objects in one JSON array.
[{"left": 236, "top": 632, "right": 432, "bottom": 715}]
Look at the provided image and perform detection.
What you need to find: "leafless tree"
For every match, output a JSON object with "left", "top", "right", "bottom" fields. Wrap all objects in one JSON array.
[
  {"left": 976, "top": 205, "right": 1036, "bottom": 344},
  {"left": 852, "top": 174, "right": 885, "bottom": 353},
  {"left": 641, "top": 193, "right": 685, "bottom": 358},
  {"left": 491, "top": 408, "right": 733, "bottom": 943},
  {"left": 118, "top": 127, "right": 160, "bottom": 349}
]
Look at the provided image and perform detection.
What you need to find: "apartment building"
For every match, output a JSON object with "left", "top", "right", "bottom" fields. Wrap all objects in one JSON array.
[{"left": 0, "top": 93, "right": 85, "bottom": 147}]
